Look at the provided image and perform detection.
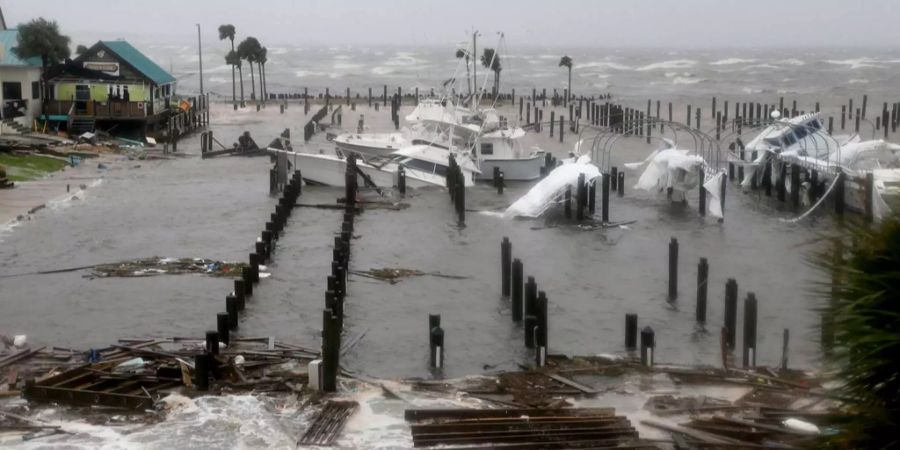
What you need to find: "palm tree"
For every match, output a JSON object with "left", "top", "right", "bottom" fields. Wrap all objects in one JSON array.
[
  {"left": 480, "top": 48, "right": 501, "bottom": 101},
  {"left": 225, "top": 49, "right": 242, "bottom": 106},
  {"left": 813, "top": 219, "right": 900, "bottom": 450},
  {"left": 257, "top": 47, "right": 268, "bottom": 104},
  {"left": 12, "top": 18, "right": 70, "bottom": 118},
  {"left": 237, "top": 37, "right": 261, "bottom": 102},
  {"left": 455, "top": 48, "right": 471, "bottom": 96},
  {"left": 559, "top": 55, "right": 573, "bottom": 105},
  {"left": 217, "top": 24, "right": 237, "bottom": 108}
]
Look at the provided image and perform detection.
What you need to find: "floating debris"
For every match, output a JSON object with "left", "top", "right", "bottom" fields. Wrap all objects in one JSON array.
[
  {"left": 404, "top": 407, "right": 651, "bottom": 449},
  {"left": 297, "top": 400, "right": 359, "bottom": 446},
  {"left": 350, "top": 267, "right": 468, "bottom": 284},
  {"left": 91, "top": 257, "right": 248, "bottom": 278}
]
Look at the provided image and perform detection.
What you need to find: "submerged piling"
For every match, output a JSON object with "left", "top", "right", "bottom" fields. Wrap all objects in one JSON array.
[
  {"left": 742, "top": 293, "right": 758, "bottom": 368},
  {"left": 640, "top": 327, "right": 655, "bottom": 367},
  {"left": 625, "top": 313, "right": 638, "bottom": 350},
  {"left": 696, "top": 258, "right": 708, "bottom": 323},
  {"left": 501, "top": 237, "right": 512, "bottom": 297},
  {"left": 724, "top": 278, "right": 738, "bottom": 349},
  {"left": 511, "top": 259, "right": 523, "bottom": 322},
  {"left": 668, "top": 238, "right": 679, "bottom": 300}
]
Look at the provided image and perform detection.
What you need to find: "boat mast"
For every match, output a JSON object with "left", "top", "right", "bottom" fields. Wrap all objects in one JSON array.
[{"left": 472, "top": 30, "right": 477, "bottom": 107}]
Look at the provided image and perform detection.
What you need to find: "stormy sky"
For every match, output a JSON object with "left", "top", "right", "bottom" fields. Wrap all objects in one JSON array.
[{"left": 3, "top": 0, "right": 898, "bottom": 48}]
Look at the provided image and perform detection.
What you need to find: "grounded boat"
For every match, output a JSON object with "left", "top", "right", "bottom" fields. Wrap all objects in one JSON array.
[
  {"left": 737, "top": 112, "right": 900, "bottom": 218},
  {"left": 287, "top": 145, "right": 480, "bottom": 189}
]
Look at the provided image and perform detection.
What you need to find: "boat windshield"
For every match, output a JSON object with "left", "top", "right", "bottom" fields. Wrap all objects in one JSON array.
[{"left": 401, "top": 157, "right": 438, "bottom": 175}]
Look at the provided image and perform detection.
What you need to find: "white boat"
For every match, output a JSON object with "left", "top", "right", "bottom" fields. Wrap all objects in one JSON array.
[
  {"left": 738, "top": 112, "right": 900, "bottom": 219},
  {"left": 475, "top": 127, "right": 546, "bottom": 181},
  {"left": 288, "top": 145, "right": 480, "bottom": 189},
  {"left": 332, "top": 132, "right": 407, "bottom": 158}
]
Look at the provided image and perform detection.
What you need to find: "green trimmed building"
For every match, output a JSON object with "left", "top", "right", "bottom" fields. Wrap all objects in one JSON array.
[{"left": 45, "top": 39, "right": 177, "bottom": 136}]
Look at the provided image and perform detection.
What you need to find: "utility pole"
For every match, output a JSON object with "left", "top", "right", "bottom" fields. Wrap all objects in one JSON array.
[{"left": 197, "top": 24, "right": 204, "bottom": 95}]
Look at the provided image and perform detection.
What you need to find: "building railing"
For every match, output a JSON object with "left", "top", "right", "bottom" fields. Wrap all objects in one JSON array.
[{"left": 45, "top": 100, "right": 155, "bottom": 118}]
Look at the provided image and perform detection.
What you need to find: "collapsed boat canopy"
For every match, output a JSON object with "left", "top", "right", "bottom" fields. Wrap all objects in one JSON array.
[
  {"left": 625, "top": 139, "right": 705, "bottom": 198},
  {"left": 504, "top": 155, "right": 600, "bottom": 218}
]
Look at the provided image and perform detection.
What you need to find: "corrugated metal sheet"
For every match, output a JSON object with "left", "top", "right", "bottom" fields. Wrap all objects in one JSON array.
[
  {"left": 0, "top": 29, "right": 42, "bottom": 67},
  {"left": 101, "top": 40, "right": 176, "bottom": 85}
]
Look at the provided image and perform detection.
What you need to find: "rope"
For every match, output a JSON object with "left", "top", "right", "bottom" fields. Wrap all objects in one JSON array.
[{"left": 779, "top": 170, "right": 842, "bottom": 223}]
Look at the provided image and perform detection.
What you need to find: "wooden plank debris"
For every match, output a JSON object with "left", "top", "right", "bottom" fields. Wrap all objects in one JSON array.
[
  {"left": 297, "top": 400, "right": 358, "bottom": 446},
  {"left": 405, "top": 408, "right": 651, "bottom": 449}
]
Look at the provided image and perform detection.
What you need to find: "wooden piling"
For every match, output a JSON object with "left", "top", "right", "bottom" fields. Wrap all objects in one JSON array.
[
  {"left": 564, "top": 185, "right": 572, "bottom": 219},
  {"left": 226, "top": 294, "right": 238, "bottom": 330},
  {"left": 640, "top": 327, "right": 655, "bottom": 367},
  {"left": 742, "top": 293, "right": 758, "bottom": 368},
  {"left": 724, "top": 279, "right": 738, "bottom": 349},
  {"left": 535, "top": 291, "right": 548, "bottom": 366},
  {"left": 601, "top": 172, "right": 610, "bottom": 222},
  {"left": 790, "top": 164, "right": 801, "bottom": 208},
  {"left": 668, "top": 238, "right": 679, "bottom": 301},
  {"left": 696, "top": 258, "right": 708, "bottom": 323},
  {"left": 864, "top": 172, "right": 874, "bottom": 222},
  {"left": 510, "top": 258, "right": 524, "bottom": 322},
  {"left": 576, "top": 173, "right": 585, "bottom": 220},
  {"left": 617, "top": 172, "right": 624, "bottom": 197},
  {"left": 625, "top": 313, "right": 638, "bottom": 350},
  {"left": 217, "top": 312, "right": 230, "bottom": 346},
  {"left": 699, "top": 168, "right": 707, "bottom": 216}
]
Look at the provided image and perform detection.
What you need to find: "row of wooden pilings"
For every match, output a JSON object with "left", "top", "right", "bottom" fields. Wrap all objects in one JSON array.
[
  {"left": 498, "top": 237, "right": 551, "bottom": 367},
  {"left": 487, "top": 235, "right": 783, "bottom": 370},
  {"left": 726, "top": 148, "right": 876, "bottom": 222},
  {"left": 193, "top": 167, "right": 304, "bottom": 390},
  {"left": 317, "top": 154, "right": 359, "bottom": 392},
  {"left": 626, "top": 237, "right": 777, "bottom": 369},
  {"left": 266, "top": 87, "right": 896, "bottom": 139}
]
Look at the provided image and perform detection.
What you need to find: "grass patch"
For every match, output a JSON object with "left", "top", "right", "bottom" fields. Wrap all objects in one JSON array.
[{"left": 0, "top": 153, "right": 69, "bottom": 181}]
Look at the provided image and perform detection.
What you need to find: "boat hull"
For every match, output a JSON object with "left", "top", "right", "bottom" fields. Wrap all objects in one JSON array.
[{"left": 294, "top": 153, "right": 458, "bottom": 189}]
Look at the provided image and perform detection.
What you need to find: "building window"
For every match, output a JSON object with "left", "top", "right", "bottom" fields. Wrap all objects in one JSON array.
[
  {"left": 481, "top": 143, "right": 494, "bottom": 155},
  {"left": 31, "top": 82, "right": 40, "bottom": 99},
  {"left": 2, "top": 82, "right": 23, "bottom": 100}
]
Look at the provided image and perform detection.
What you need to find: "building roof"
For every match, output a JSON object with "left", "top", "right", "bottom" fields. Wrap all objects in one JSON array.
[
  {"left": 93, "top": 40, "right": 175, "bottom": 85},
  {"left": 0, "top": 29, "right": 42, "bottom": 67}
]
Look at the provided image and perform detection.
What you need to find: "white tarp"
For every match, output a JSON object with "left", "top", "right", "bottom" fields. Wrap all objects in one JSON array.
[
  {"left": 626, "top": 147, "right": 705, "bottom": 196},
  {"left": 703, "top": 172, "right": 725, "bottom": 219},
  {"left": 504, "top": 155, "right": 601, "bottom": 218}
]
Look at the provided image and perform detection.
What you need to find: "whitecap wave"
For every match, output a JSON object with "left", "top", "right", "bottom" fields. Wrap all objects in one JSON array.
[
  {"left": 577, "top": 61, "right": 632, "bottom": 71},
  {"left": 825, "top": 58, "right": 883, "bottom": 69},
  {"left": 776, "top": 58, "right": 805, "bottom": 66},
  {"left": 294, "top": 70, "right": 326, "bottom": 78},
  {"left": 371, "top": 66, "right": 395, "bottom": 75},
  {"left": 672, "top": 76, "right": 705, "bottom": 85},
  {"left": 636, "top": 59, "right": 697, "bottom": 71},
  {"left": 745, "top": 63, "right": 780, "bottom": 71},
  {"left": 848, "top": 78, "right": 870, "bottom": 84},
  {"left": 334, "top": 62, "right": 364, "bottom": 70},
  {"left": 742, "top": 87, "right": 763, "bottom": 94},
  {"left": 710, "top": 58, "right": 757, "bottom": 66}
]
